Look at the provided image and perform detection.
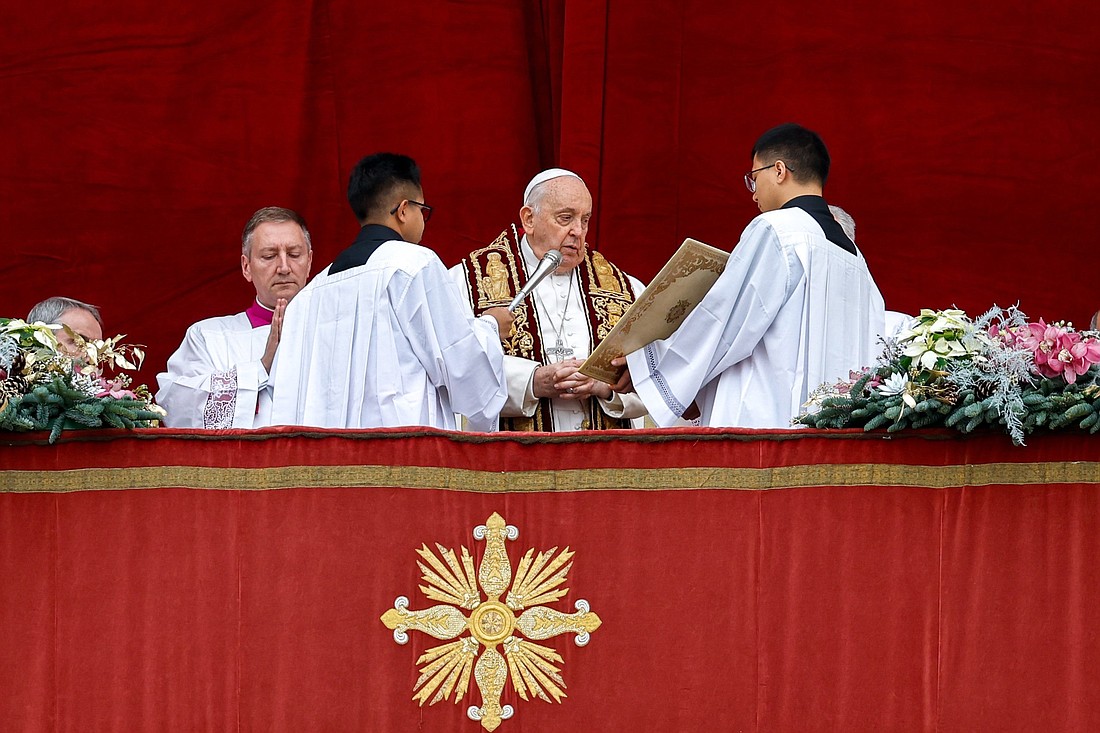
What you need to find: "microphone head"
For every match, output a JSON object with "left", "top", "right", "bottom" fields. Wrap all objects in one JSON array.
[{"left": 506, "top": 248, "right": 567, "bottom": 312}]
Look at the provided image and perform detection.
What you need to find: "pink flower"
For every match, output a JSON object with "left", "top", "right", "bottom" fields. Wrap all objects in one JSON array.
[
  {"left": 1017, "top": 320, "right": 1068, "bottom": 378},
  {"left": 988, "top": 323, "right": 1015, "bottom": 346},
  {"left": 1062, "top": 337, "right": 1100, "bottom": 384},
  {"left": 1032, "top": 331, "right": 1100, "bottom": 384},
  {"left": 95, "top": 377, "right": 136, "bottom": 400}
]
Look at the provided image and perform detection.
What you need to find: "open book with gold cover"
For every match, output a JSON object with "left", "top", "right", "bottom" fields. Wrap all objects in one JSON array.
[{"left": 578, "top": 238, "right": 729, "bottom": 384}]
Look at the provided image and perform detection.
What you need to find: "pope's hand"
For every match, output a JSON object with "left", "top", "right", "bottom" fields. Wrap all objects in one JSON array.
[{"left": 537, "top": 359, "right": 613, "bottom": 400}]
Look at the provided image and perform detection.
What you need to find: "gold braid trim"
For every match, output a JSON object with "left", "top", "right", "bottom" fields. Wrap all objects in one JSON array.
[{"left": 2, "top": 461, "right": 1098, "bottom": 493}]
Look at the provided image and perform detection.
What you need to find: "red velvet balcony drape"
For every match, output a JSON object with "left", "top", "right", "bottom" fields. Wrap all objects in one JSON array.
[{"left": 2, "top": 428, "right": 1098, "bottom": 731}]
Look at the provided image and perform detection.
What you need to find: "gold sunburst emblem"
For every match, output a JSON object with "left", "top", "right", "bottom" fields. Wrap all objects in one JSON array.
[{"left": 380, "top": 512, "right": 602, "bottom": 731}]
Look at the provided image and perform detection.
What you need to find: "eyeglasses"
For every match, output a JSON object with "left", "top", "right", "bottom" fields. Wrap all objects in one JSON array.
[
  {"left": 743, "top": 162, "right": 793, "bottom": 193},
  {"left": 390, "top": 199, "right": 433, "bottom": 223}
]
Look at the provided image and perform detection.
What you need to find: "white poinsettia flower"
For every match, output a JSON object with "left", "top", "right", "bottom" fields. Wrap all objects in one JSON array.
[
  {"left": 928, "top": 316, "right": 954, "bottom": 333},
  {"left": 919, "top": 350, "right": 941, "bottom": 370},
  {"left": 903, "top": 339, "right": 928, "bottom": 357}
]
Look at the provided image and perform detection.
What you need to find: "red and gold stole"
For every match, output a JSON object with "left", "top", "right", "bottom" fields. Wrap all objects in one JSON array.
[{"left": 460, "top": 225, "right": 637, "bottom": 431}]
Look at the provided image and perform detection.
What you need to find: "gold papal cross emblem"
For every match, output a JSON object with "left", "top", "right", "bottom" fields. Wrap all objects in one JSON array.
[{"left": 381, "top": 512, "right": 602, "bottom": 731}]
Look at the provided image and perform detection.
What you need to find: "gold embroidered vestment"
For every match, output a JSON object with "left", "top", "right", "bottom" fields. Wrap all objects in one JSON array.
[{"left": 459, "top": 227, "right": 636, "bottom": 430}]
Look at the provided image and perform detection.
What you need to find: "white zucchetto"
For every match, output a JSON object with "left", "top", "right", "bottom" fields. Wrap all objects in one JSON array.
[{"left": 523, "top": 168, "right": 582, "bottom": 205}]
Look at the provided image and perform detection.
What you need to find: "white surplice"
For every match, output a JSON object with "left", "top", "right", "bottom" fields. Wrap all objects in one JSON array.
[
  {"left": 449, "top": 236, "right": 648, "bottom": 431},
  {"left": 626, "top": 207, "right": 885, "bottom": 428},
  {"left": 156, "top": 311, "right": 272, "bottom": 429},
  {"left": 268, "top": 240, "right": 506, "bottom": 431}
]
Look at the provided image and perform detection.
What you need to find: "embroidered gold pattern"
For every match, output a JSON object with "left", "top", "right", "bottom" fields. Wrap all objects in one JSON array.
[
  {"left": 381, "top": 512, "right": 601, "bottom": 731},
  {"left": 591, "top": 252, "right": 622, "bottom": 293},
  {"left": 505, "top": 304, "right": 536, "bottom": 360},
  {"left": 468, "top": 232, "right": 525, "bottom": 309},
  {"left": 593, "top": 296, "right": 628, "bottom": 340}
]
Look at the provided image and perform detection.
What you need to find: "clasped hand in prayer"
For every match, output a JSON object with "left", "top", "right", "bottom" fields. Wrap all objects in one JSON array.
[{"left": 535, "top": 358, "right": 613, "bottom": 401}]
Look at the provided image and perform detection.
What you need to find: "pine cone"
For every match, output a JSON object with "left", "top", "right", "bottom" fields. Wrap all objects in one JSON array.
[
  {"left": 935, "top": 383, "right": 961, "bottom": 405},
  {"left": 0, "top": 375, "right": 27, "bottom": 400},
  {"left": 1, "top": 351, "right": 30, "bottom": 399},
  {"left": 973, "top": 379, "right": 998, "bottom": 399}
]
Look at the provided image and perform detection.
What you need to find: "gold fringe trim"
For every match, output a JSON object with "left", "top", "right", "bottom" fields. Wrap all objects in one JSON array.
[{"left": 2, "top": 461, "right": 1098, "bottom": 494}]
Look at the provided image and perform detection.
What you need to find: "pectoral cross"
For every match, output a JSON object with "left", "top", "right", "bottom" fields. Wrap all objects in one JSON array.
[{"left": 546, "top": 337, "right": 574, "bottom": 362}]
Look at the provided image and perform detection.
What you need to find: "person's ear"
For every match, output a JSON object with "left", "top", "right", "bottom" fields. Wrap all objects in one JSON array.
[
  {"left": 392, "top": 200, "right": 408, "bottom": 223},
  {"left": 241, "top": 253, "right": 253, "bottom": 282},
  {"left": 519, "top": 205, "right": 535, "bottom": 230}
]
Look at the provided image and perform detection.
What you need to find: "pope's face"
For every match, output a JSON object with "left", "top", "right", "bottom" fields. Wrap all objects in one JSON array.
[
  {"left": 241, "top": 221, "right": 313, "bottom": 308},
  {"left": 521, "top": 177, "right": 592, "bottom": 273},
  {"left": 54, "top": 307, "right": 103, "bottom": 356}
]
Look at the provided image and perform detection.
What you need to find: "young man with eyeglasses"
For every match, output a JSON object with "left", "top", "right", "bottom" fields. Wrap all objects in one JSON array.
[
  {"left": 617, "top": 123, "right": 885, "bottom": 428},
  {"left": 267, "top": 153, "right": 513, "bottom": 431}
]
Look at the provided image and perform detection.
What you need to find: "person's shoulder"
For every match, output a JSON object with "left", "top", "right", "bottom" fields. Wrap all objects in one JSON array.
[
  {"left": 756, "top": 207, "right": 812, "bottom": 231},
  {"left": 187, "top": 311, "right": 252, "bottom": 333},
  {"left": 378, "top": 240, "right": 445, "bottom": 273},
  {"left": 749, "top": 208, "right": 829, "bottom": 250}
]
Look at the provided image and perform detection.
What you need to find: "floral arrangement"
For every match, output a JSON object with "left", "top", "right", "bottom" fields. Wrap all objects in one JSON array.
[
  {"left": 798, "top": 306, "right": 1100, "bottom": 445},
  {"left": 0, "top": 317, "right": 165, "bottom": 443}
]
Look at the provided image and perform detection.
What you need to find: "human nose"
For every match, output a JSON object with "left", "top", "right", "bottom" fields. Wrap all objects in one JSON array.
[{"left": 275, "top": 254, "right": 291, "bottom": 272}]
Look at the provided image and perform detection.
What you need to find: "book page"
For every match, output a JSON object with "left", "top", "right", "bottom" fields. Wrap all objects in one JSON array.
[{"left": 579, "top": 238, "right": 729, "bottom": 384}]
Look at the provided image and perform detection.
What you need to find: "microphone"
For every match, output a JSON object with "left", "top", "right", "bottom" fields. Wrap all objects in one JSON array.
[{"left": 507, "top": 249, "right": 563, "bottom": 312}]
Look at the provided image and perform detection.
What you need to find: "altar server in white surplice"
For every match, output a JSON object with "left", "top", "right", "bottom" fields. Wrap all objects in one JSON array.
[
  {"left": 449, "top": 169, "right": 647, "bottom": 431},
  {"left": 619, "top": 123, "right": 885, "bottom": 428},
  {"left": 267, "top": 153, "right": 512, "bottom": 431},
  {"left": 156, "top": 207, "right": 314, "bottom": 428}
]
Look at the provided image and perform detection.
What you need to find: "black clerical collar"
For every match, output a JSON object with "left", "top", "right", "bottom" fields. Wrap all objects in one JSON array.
[
  {"left": 781, "top": 195, "right": 857, "bottom": 255},
  {"left": 330, "top": 224, "right": 405, "bottom": 274}
]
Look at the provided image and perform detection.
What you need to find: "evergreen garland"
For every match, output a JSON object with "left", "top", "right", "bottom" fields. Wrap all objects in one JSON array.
[
  {"left": 0, "top": 376, "right": 163, "bottom": 444},
  {"left": 798, "top": 307, "right": 1100, "bottom": 445},
  {"left": 1, "top": 318, "right": 163, "bottom": 443},
  {"left": 799, "top": 367, "right": 1099, "bottom": 444}
]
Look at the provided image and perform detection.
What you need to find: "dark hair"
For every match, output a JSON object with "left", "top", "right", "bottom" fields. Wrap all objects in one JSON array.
[
  {"left": 347, "top": 153, "right": 422, "bottom": 223},
  {"left": 241, "top": 206, "right": 311, "bottom": 256},
  {"left": 751, "top": 123, "right": 830, "bottom": 186}
]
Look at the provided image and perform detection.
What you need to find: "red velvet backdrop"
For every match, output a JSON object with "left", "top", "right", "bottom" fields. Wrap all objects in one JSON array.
[{"left": 3, "top": 2, "right": 1098, "bottom": 388}]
